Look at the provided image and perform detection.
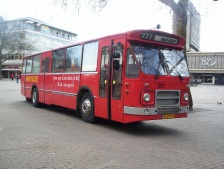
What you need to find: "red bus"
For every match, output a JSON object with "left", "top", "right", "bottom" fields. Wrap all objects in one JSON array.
[{"left": 21, "top": 29, "right": 190, "bottom": 123}]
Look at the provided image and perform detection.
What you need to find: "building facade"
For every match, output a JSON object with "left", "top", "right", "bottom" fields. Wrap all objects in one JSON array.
[
  {"left": 187, "top": 52, "right": 224, "bottom": 85},
  {"left": 1, "top": 17, "right": 77, "bottom": 78},
  {"left": 173, "top": 1, "right": 201, "bottom": 52}
]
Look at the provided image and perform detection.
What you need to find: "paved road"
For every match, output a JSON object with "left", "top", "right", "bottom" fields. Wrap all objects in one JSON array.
[{"left": 0, "top": 79, "right": 224, "bottom": 169}]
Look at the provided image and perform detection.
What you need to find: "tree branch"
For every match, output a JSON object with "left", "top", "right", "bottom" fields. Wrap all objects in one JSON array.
[{"left": 158, "top": 0, "right": 178, "bottom": 14}]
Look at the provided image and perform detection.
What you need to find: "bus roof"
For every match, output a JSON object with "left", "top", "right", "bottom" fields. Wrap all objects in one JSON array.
[{"left": 23, "top": 29, "right": 185, "bottom": 58}]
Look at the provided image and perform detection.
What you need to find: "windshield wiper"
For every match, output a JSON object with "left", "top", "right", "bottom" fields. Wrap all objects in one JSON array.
[
  {"left": 155, "top": 50, "right": 168, "bottom": 79},
  {"left": 155, "top": 66, "right": 160, "bottom": 79},
  {"left": 176, "top": 72, "right": 184, "bottom": 80},
  {"left": 168, "top": 57, "right": 184, "bottom": 74},
  {"left": 166, "top": 59, "right": 184, "bottom": 80}
]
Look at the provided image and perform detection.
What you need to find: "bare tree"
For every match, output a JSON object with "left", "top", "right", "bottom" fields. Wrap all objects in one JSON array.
[
  {"left": 54, "top": 0, "right": 109, "bottom": 14},
  {"left": 0, "top": 19, "right": 35, "bottom": 79}
]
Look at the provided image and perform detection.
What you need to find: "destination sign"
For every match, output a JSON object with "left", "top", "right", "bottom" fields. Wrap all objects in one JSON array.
[{"left": 140, "top": 32, "right": 178, "bottom": 44}]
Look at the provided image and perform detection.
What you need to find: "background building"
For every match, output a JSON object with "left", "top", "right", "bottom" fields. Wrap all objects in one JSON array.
[
  {"left": 1, "top": 17, "right": 77, "bottom": 78},
  {"left": 173, "top": 1, "right": 201, "bottom": 52},
  {"left": 187, "top": 52, "right": 224, "bottom": 85}
]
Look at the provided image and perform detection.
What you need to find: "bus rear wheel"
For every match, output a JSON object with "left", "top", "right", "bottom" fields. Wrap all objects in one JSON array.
[
  {"left": 80, "top": 93, "right": 96, "bottom": 123},
  {"left": 32, "top": 88, "right": 40, "bottom": 107}
]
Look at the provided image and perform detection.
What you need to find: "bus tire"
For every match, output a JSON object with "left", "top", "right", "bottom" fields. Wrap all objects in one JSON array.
[
  {"left": 32, "top": 88, "right": 40, "bottom": 107},
  {"left": 80, "top": 93, "right": 96, "bottom": 123}
]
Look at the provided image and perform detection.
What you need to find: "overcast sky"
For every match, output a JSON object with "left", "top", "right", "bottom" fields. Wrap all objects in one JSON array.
[{"left": 0, "top": 0, "right": 223, "bottom": 52}]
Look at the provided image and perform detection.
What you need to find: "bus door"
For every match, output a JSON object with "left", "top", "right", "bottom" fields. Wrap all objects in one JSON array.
[
  {"left": 41, "top": 52, "right": 51, "bottom": 104},
  {"left": 98, "top": 38, "right": 125, "bottom": 122}
]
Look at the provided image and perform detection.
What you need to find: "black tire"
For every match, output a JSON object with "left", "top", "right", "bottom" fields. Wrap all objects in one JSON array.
[
  {"left": 32, "top": 88, "right": 40, "bottom": 107},
  {"left": 80, "top": 93, "right": 96, "bottom": 123}
]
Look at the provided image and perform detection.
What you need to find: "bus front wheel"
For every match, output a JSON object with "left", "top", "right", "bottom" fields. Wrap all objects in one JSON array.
[
  {"left": 32, "top": 88, "right": 40, "bottom": 107},
  {"left": 80, "top": 93, "right": 96, "bottom": 123}
]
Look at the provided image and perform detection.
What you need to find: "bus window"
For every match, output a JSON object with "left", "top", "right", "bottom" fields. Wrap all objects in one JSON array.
[
  {"left": 99, "top": 46, "right": 109, "bottom": 97},
  {"left": 32, "top": 55, "right": 41, "bottom": 73},
  {"left": 22, "top": 59, "right": 26, "bottom": 74},
  {"left": 82, "top": 41, "right": 99, "bottom": 71},
  {"left": 26, "top": 57, "right": 33, "bottom": 74},
  {"left": 66, "top": 45, "right": 82, "bottom": 72},
  {"left": 126, "top": 48, "right": 140, "bottom": 78},
  {"left": 41, "top": 57, "right": 50, "bottom": 73},
  {"left": 52, "top": 49, "right": 65, "bottom": 72}
]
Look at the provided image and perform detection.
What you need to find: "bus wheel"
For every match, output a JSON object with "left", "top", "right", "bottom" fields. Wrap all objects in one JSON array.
[
  {"left": 32, "top": 88, "right": 40, "bottom": 107},
  {"left": 80, "top": 93, "right": 96, "bottom": 123}
]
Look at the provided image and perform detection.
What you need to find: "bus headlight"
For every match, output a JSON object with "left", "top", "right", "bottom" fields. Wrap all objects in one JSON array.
[
  {"left": 184, "top": 93, "right": 189, "bottom": 101},
  {"left": 141, "top": 90, "right": 155, "bottom": 105},
  {"left": 181, "top": 91, "right": 189, "bottom": 105},
  {"left": 143, "top": 93, "right": 150, "bottom": 102}
]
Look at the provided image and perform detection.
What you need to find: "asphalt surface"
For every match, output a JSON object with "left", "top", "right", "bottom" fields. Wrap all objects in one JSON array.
[{"left": 0, "top": 79, "right": 224, "bottom": 169}]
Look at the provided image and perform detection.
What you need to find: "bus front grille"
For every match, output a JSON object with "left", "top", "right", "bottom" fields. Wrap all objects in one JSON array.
[{"left": 156, "top": 90, "right": 180, "bottom": 114}]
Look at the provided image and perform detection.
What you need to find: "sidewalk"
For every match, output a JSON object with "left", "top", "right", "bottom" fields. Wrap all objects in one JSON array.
[
  {"left": 190, "top": 84, "right": 224, "bottom": 111},
  {"left": 0, "top": 78, "right": 21, "bottom": 90}
]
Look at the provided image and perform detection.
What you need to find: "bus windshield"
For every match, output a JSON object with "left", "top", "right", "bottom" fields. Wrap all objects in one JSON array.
[{"left": 131, "top": 44, "right": 189, "bottom": 77}]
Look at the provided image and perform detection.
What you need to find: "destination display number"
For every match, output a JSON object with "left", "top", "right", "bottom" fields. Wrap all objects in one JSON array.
[{"left": 140, "top": 32, "right": 178, "bottom": 44}]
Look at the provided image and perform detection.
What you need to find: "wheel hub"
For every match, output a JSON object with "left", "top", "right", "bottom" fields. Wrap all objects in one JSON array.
[
  {"left": 32, "top": 92, "right": 36, "bottom": 104},
  {"left": 82, "top": 99, "right": 91, "bottom": 117}
]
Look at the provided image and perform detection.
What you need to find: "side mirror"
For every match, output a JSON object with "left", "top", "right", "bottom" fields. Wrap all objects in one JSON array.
[
  {"left": 113, "top": 60, "right": 120, "bottom": 70},
  {"left": 112, "top": 53, "right": 120, "bottom": 58}
]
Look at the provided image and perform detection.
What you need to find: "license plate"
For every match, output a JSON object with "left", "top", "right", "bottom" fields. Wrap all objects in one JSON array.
[{"left": 163, "top": 114, "right": 175, "bottom": 119}]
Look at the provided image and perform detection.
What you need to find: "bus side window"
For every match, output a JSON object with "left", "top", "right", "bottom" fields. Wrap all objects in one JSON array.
[
  {"left": 22, "top": 58, "right": 26, "bottom": 74},
  {"left": 26, "top": 57, "right": 33, "bottom": 74},
  {"left": 82, "top": 41, "right": 99, "bottom": 71},
  {"left": 52, "top": 49, "right": 65, "bottom": 72},
  {"left": 32, "top": 55, "right": 41, "bottom": 73},
  {"left": 41, "top": 57, "right": 50, "bottom": 73},
  {"left": 126, "top": 49, "right": 140, "bottom": 78},
  {"left": 66, "top": 45, "right": 82, "bottom": 72}
]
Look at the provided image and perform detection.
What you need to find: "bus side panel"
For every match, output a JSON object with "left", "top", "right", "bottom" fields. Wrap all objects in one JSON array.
[
  {"left": 62, "top": 73, "right": 80, "bottom": 110},
  {"left": 38, "top": 74, "right": 45, "bottom": 104},
  {"left": 79, "top": 73, "right": 100, "bottom": 117},
  {"left": 50, "top": 74, "right": 63, "bottom": 107},
  {"left": 24, "top": 74, "right": 38, "bottom": 100},
  {"left": 44, "top": 74, "right": 52, "bottom": 105}
]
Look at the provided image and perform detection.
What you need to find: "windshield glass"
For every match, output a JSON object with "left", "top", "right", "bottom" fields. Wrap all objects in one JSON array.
[
  {"left": 161, "top": 49, "right": 189, "bottom": 77},
  {"left": 131, "top": 44, "right": 189, "bottom": 77},
  {"left": 131, "top": 45, "right": 167, "bottom": 75}
]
